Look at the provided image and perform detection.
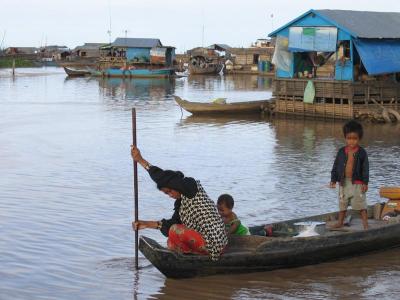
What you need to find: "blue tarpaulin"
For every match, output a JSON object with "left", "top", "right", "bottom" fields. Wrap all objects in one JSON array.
[{"left": 353, "top": 39, "right": 400, "bottom": 75}]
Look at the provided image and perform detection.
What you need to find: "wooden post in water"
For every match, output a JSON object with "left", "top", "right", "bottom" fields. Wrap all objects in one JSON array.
[
  {"left": 132, "top": 108, "right": 139, "bottom": 269},
  {"left": 12, "top": 58, "right": 15, "bottom": 77}
]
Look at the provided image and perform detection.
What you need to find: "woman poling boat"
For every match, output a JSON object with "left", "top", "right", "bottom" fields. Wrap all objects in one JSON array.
[{"left": 131, "top": 146, "right": 228, "bottom": 261}]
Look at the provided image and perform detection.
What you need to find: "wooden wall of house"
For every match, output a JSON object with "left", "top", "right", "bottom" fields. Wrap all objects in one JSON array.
[
  {"left": 234, "top": 53, "right": 255, "bottom": 65},
  {"left": 79, "top": 49, "right": 100, "bottom": 58},
  {"left": 259, "top": 54, "right": 271, "bottom": 61}
]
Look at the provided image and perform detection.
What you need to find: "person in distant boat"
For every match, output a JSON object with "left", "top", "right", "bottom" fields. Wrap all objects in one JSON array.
[
  {"left": 131, "top": 146, "right": 228, "bottom": 261},
  {"left": 330, "top": 120, "right": 369, "bottom": 230},
  {"left": 217, "top": 194, "right": 249, "bottom": 235}
]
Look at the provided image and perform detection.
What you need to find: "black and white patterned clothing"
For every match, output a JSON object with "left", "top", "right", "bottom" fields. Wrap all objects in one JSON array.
[
  {"left": 148, "top": 165, "right": 227, "bottom": 260},
  {"left": 179, "top": 181, "right": 228, "bottom": 261},
  {"left": 160, "top": 200, "right": 182, "bottom": 237}
]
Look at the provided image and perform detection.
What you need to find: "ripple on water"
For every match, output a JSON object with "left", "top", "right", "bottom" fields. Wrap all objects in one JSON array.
[{"left": 1, "top": 68, "right": 400, "bottom": 299}]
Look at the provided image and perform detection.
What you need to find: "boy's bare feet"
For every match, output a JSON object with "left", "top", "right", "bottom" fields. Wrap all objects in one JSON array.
[
  {"left": 330, "top": 211, "right": 346, "bottom": 229},
  {"left": 330, "top": 223, "right": 344, "bottom": 229},
  {"left": 360, "top": 209, "right": 369, "bottom": 231}
]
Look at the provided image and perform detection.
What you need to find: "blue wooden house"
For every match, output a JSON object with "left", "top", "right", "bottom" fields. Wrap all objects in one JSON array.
[
  {"left": 268, "top": 9, "right": 400, "bottom": 120},
  {"left": 269, "top": 9, "right": 400, "bottom": 81},
  {"left": 97, "top": 37, "right": 176, "bottom": 78},
  {"left": 100, "top": 37, "right": 175, "bottom": 66}
]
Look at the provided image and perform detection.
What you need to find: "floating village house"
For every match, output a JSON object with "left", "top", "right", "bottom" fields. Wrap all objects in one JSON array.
[
  {"left": 4, "top": 47, "right": 39, "bottom": 55},
  {"left": 186, "top": 42, "right": 275, "bottom": 75},
  {"left": 40, "top": 45, "right": 71, "bottom": 61},
  {"left": 99, "top": 37, "right": 175, "bottom": 68},
  {"left": 73, "top": 43, "right": 106, "bottom": 59},
  {"left": 269, "top": 9, "right": 400, "bottom": 120},
  {"left": 225, "top": 41, "right": 274, "bottom": 75}
]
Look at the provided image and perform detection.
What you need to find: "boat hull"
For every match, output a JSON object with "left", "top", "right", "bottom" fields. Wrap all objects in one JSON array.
[
  {"left": 63, "top": 67, "right": 91, "bottom": 77},
  {"left": 188, "top": 63, "right": 224, "bottom": 75},
  {"left": 139, "top": 207, "right": 400, "bottom": 278},
  {"left": 93, "top": 68, "right": 174, "bottom": 78},
  {"left": 174, "top": 96, "right": 271, "bottom": 115}
]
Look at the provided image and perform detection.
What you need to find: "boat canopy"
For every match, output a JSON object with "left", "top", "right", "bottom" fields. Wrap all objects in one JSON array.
[{"left": 353, "top": 39, "right": 400, "bottom": 75}]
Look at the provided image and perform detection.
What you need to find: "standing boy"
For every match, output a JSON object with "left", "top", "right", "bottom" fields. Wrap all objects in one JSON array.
[{"left": 330, "top": 120, "right": 369, "bottom": 229}]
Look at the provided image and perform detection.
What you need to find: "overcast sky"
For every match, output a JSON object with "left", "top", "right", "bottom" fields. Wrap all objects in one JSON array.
[{"left": 1, "top": 0, "right": 399, "bottom": 52}]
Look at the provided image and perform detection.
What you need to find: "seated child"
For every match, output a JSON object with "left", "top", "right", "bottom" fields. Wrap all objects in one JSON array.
[
  {"left": 330, "top": 120, "right": 369, "bottom": 230},
  {"left": 217, "top": 194, "right": 249, "bottom": 235}
]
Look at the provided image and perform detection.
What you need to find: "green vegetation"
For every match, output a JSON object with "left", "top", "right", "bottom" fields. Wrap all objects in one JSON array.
[{"left": 0, "top": 57, "right": 36, "bottom": 68}]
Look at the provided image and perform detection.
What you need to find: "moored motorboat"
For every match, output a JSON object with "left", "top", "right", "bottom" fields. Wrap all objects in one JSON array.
[
  {"left": 174, "top": 96, "right": 271, "bottom": 115},
  {"left": 139, "top": 205, "right": 400, "bottom": 278},
  {"left": 91, "top": 67, "right": 174, "bottom": 78},
  {"left": 188, "top": 61, "right": 224, "bottom": 75},
  {"left": 63, "top": 66, "right": 91, "bottom": 77}
]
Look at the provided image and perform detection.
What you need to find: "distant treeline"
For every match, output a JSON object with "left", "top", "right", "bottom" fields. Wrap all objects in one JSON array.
[{"left": 0, "top": 57, "right": 36, "bottom": 68}]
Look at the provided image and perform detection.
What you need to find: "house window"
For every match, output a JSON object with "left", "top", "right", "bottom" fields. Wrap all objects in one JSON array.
[{"left": 253, "top": 54, "right": 259, "bottom": 64}]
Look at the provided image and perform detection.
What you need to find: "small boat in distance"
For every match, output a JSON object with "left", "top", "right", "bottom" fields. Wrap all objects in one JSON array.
[
  {"left": 174, "top": 96, "right": 271, "bottom": 115},
  {"left": 188, "top": 60, "right": 224, "bottom": 75},
  {"left": 63, "top": 67, "right": 91, "bottom": 77},
  {"left": 188, "top": 46, "right": 226, "bottom": 75},
  {"left": 139, "top": 204, "right": 400, "bottom": 278}
]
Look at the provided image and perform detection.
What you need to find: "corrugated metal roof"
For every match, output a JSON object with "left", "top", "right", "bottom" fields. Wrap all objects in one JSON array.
[
  {"left": 315, "top": 10, "right": 400, "bottom": 38},
  {"left": 209, "top": 44, "right": 231, "bottom": 51},
  {"left": 269, "top": 9, "right": 400, "bottom": 39},
  {"left": 74, "top": 43, "right": 106, "bottom": 51},
  {"left": 112, "top": 38, "right": 162, "bottom": 48}
]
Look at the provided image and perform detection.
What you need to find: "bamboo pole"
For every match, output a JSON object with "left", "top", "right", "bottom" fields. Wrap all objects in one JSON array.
[
  {"left": 132, "top": 108, "right": 139, "bottom": 269},
  {"left": 12, "top": 58, "right": 15, "bottom": 77}
]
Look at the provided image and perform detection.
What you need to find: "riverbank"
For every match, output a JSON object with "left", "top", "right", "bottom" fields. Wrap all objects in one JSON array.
[{"left": 0, "top": 57, "right": 38, "bottom": 68}]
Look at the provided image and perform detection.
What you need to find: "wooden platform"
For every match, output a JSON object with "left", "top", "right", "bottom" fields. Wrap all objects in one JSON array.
[
  {"left": 275, "top": 99, "right": 353, "bottom": 119},
  {"left": 273, "top": 78, "right": 400, "bottom": 119}
]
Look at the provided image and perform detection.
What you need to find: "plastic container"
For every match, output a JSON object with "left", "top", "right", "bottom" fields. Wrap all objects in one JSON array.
[{"left": 380, "top": 187, "right": 400, "bottom": 200}]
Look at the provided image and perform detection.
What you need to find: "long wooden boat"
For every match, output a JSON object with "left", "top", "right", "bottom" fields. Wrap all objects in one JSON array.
[
  {"left": 139, "top": 206, "right": 400, "bottom": 278},
  {"left": 174, "top": 96, "right": 271, "bottom": 115},
  {"left": 91, "top": 67, "right": 174, "bottom": 78},
  {"left": 63, "top": 66, "right": 91, "bottom": 77},
  {"left": 188, "top": 62, "right": 224, "bottom": 75}
]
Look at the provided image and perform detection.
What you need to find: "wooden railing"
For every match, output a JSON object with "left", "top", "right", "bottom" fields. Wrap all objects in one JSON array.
[
  {"left": 273, "top": 78, "right": 400, "bottom": 105},
  {"left": 98, "top": 57, "right": 126, "bottom": 63}
]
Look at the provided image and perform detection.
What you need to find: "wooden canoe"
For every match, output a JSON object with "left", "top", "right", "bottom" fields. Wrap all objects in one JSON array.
[
  {"left": 139, "top": 206, "right": 400, "bottom": 278},
  {"left": 63, "top": 67, "right": 91, "bottom": 77},
  {"left": 174, "top": 96, "right": 271, "bottom": 115}
]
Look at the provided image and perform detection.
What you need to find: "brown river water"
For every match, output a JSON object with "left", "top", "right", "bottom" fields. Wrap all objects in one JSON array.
[{"left": 0, "top": 67, "right": 400, "bottom": 299}]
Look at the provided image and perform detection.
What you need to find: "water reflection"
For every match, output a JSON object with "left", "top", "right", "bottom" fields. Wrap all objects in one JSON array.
[
  {"left": 153, "top": 247, "right": 400, "bottom": 300},
  {"left": 97, "top": 77, "right": 176, "bottom": 100},
  {"left": 1, "top": 68, "right": 400, "bottom": 300},
  {"left": 186, "top": 74, "right": 273, "bottom": 93},
  {"left": 178, "top": 114, "right": 269, "bottom": 127}
]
